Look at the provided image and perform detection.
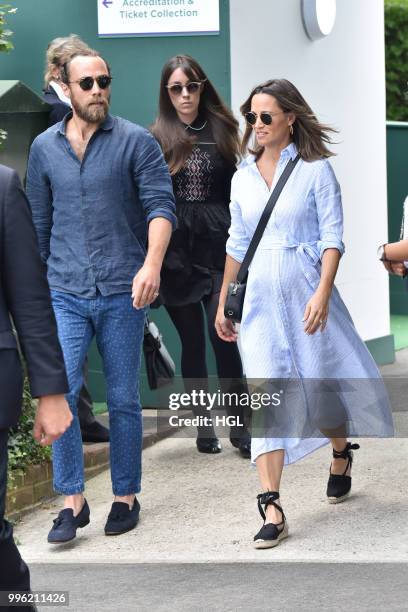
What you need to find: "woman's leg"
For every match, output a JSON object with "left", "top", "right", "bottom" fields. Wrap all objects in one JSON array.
[
  {"left": 165, "top": 302, "right": 207, "bottom": 379},
  {"left": 313, "top": 383, "right": 352, "bottom": 475},
  {"left": 202, "top": 290, "right": 244, "bottom": 380},
  {"left": 165, "top": 302, "right": 217, "bottom": 438},
  {"left": 330, "top": 436, "right": 351, "bottom": 473},
  {"left": 256, "top": 450, "right": 285, "bottom": 523},
  {"left": 203, "top": 290, "right": 251, "bottom": 445}
]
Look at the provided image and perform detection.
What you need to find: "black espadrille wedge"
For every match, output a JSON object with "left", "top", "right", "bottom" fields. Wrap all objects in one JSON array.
[
  {"left": 253, "top": 491, "right": 288, "bottom": 549},
  {"left": 327, "top": 442, "right": 360, "bottom": 504}
]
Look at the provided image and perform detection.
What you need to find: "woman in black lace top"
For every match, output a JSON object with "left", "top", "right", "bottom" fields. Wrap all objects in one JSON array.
[{"left": 151, "top": 55, "right": 251, "bottom": 457}]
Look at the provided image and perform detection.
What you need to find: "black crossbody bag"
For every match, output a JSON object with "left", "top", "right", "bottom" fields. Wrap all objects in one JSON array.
[{"left": 224, "top": 155, "right": 300, "bottom": 323}]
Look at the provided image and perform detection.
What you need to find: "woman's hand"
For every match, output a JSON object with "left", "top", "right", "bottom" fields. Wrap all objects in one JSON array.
[
  {"left": 382, "top": 260, "right": 394, "bottom": 274},
  {"left": 389, "top": 262, "right": 407, "bottom": 277},
  {"left": 215, "top": 306, "right": 239, "bottom": 342},
  {"left": 303, "top": 287, "right": 330, "bottom": 334},
  {"left": 382, "top": 260, "right": 407, "bottom": 276}
]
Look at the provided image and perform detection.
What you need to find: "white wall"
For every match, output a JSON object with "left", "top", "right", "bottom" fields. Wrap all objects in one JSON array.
[{"left": 229, "top": 0, "right": 389, "bottom": 341}]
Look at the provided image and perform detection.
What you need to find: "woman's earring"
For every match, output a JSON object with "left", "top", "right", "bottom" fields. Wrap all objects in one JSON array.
[{"left": 289, "top": 124, "right": 294, "bottom": 136}]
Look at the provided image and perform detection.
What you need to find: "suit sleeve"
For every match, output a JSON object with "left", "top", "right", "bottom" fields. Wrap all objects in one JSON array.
[{"left": 2, "top": 170, "right": 68, "bottom": 397}]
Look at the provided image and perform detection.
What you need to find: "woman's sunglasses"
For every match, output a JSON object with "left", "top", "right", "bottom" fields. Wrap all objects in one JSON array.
[
  {"left": 69, "top": 75, "right": 112, "bottom": 91},
  {"left": 165, "top": 81, "right": 204, "bottom": 96},
  {"left": 245, "top": 110, "right": 285, "bottom": 126}
]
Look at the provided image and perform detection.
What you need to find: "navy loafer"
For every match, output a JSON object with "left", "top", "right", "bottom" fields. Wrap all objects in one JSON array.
[
  {"left": 104, "top": 498, "right": 140, "bottom": 536},
  {"left": 47, "top": 499, "right": 90, "bottom": 544}
]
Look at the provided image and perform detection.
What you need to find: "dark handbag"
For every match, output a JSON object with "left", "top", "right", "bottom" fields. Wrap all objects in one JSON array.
[
  {"left": 143, "top": 317, "right": 176, "bottom": 390},
  {"left": 224, "top": 155, "right": 300, "bottom": 323}
]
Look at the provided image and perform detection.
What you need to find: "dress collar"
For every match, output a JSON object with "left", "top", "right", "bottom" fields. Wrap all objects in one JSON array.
[
  {"left": 240, "top": 142, "right": 299, "bottom": 170},
  {"left": 280, "top": 141, "right": 298, "bottom": 161}
]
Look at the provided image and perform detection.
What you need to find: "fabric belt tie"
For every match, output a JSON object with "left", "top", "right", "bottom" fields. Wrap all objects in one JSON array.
[{"left": 255, "top": 239, "right": 321, "bottom": 288}]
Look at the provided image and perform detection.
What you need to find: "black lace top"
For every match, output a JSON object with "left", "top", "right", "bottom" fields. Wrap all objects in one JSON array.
[{"left": 159, "top": 117, "right": 236, "bottom": 306}]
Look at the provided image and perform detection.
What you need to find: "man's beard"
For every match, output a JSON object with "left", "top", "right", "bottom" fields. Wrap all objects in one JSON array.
[{"left": 71, "top": 95, "right": 110, "bottom": 123}]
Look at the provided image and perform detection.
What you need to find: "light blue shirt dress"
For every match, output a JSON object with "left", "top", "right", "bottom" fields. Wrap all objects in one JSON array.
[{"left": 226, "top": 143, "right": 394, "bottom": 465}]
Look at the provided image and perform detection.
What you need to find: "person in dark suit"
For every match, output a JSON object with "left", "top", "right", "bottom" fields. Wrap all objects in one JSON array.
[
  {"left": 0, "top": 164, "right": 72, "bottom": 607},
  {"left": 42, "top": 34, "right": 87, "bottom": 127},
  {"left": 42, "top": 35, "right": 110, "bottom": 443},
  {"left": 42, "top": 84, "right": 71, "bottom": 126}
]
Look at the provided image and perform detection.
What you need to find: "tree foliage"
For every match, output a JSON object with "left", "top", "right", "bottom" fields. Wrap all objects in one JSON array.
[
  {"left": 385, "top": 0, "right": 408, "bottom": 120},
  {"left": 0, "top": 4, "right": 16, "bottom": 53},
  {"left": 0, "top": 4, "right": 16, "bottom": 143}
]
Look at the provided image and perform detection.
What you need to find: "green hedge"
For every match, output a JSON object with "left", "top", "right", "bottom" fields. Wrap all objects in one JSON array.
[
  {"left": 385, "top": 0, "right": 408, "bottom": 120},
  {"left": 7, "top": 380, "right": 52, "bottom": 489}
]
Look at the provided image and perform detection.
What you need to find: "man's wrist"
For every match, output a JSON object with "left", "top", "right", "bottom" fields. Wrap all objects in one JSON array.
[
  {"left": 143, "top": 257, "right": 162, "bottom": 270},
  {"left": 38, "top": 394, "right": 65, "bottom": 404}
]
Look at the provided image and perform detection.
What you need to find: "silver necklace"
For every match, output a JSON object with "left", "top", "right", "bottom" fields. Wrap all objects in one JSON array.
[{"left": 185, "top": 120, "right": 208, "bottom": 131}]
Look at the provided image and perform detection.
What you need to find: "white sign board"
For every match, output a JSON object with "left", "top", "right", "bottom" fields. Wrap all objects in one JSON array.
[{"left": 97, "top": 0, "right": 220, "bottom": 38}]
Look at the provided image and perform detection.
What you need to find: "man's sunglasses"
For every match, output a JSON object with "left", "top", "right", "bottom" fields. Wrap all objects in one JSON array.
[
  {"left": 165, "top": 81, "right": 205, "bottom": 96},
  {"left": 245, "top": 110, "right": 285, "bottom": 126},
  {"left": 69, "top": 75, "right": 112, "bottom": 91}
]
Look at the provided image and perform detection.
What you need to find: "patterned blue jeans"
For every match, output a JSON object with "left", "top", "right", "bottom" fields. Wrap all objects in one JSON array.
[{"left": 50, "top": 290, "right": 145, "bottom": 496}]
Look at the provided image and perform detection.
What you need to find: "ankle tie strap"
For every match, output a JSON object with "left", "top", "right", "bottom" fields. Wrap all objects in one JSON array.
[
  {"left": 332, "top": 442, "right": 360, "bottom": 460},
  {"left": 256, "top": 491, "right": 284, "bottom": 522}
]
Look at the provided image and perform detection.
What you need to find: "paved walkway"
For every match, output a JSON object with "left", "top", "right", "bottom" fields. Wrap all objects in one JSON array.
[
  {"left": 28, "top": 562, "right": 408, "bottom": 612},
  {"left": 12, "top": 350, "right": 408, "bottom": 611},
  {"left": 15, "top": 433, "right": 408, "bottom": 564}
]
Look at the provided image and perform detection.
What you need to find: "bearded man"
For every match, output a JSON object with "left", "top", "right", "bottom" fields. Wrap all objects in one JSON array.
[
  {"left": 42, "top": 34, "right": 110, "bottom": 444},
  {"left": 26, "top": 50, "right": 176, "bottom": 543}
]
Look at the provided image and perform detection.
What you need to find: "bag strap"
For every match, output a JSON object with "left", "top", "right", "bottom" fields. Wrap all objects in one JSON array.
[
  {"left": 144, "top": 313, "right": 151, "bottom": 332},
  {"left": 237, "top": 154, "right": 300, "bottom": 283}
]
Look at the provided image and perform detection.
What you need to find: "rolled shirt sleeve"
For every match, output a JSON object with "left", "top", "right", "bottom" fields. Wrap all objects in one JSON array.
[
  {"left": 226, "top": 173, "right": 251, "bottom": 264},
  {"left": 315, "top": 160, "right": 345, "bottom": 259},
  {"left": 133, "top": 130, "right": 177, "bottom": 229}
]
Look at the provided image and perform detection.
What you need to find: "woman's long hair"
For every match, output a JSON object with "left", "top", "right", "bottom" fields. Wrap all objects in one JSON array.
[
  {"left": 151, "top": 55, "right": 240, "bottom": 174},
  {"left": 240, "top": 79, "right": 338, "bottom": 161}
]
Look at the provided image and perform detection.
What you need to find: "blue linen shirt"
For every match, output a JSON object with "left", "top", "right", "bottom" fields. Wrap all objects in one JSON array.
[{"left": 26, "top": 113, "right": 177, "bottom": 298}]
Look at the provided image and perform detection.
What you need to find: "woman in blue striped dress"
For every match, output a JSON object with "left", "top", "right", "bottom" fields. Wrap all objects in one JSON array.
[{"left": 215, "top": 79, "right": 393, "bottom": 549}]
